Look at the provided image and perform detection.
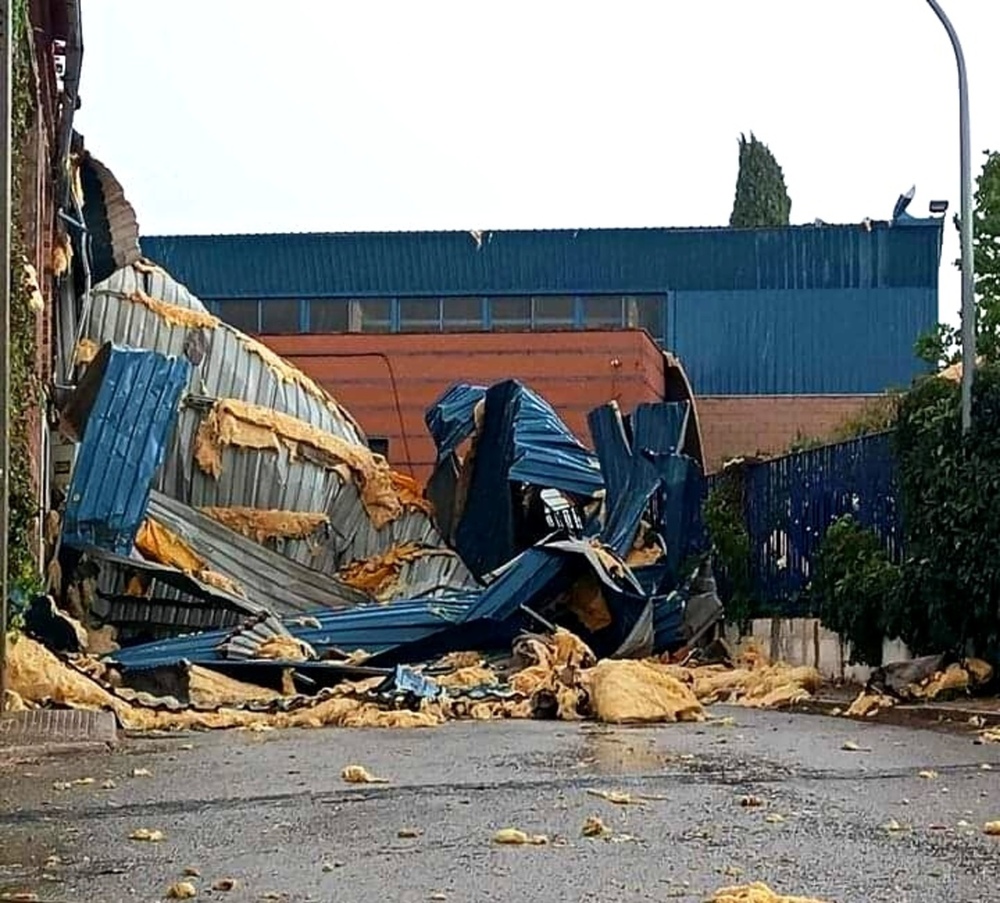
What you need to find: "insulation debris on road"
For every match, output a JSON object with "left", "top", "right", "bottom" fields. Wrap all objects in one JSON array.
[{"left": 5, "top": 259, "right": 830, "bottom": 730}]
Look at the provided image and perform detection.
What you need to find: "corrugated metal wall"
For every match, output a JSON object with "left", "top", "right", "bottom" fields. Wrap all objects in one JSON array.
[
  {"left": 142, "top": 223, "right": 941, "bottom": 298},
  {"left": 671, "top": 287, "right": 937, "bottom": 395},
  {"left": 141, "top": 222, "right": 942, "bottom": 398}
]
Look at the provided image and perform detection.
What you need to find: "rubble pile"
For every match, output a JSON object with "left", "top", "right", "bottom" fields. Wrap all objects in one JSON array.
[
  {"left": 8, "top": 621, "right": 822, "bottom": 731},
  {"left": 840, "top": 653, "right": 997, "bottom": 720},
  {"left": 5, "top": 255, "right": 829, "bottom": 728}
]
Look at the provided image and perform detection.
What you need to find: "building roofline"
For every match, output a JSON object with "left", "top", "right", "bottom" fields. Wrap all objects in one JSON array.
[{"left": 141, "top": 219, "right": 944, "bottom": 243}]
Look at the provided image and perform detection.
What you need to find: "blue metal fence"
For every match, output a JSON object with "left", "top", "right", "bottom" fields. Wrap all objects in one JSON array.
[{"left": 740, "top": 431, "right": 900, "bottom": 613}]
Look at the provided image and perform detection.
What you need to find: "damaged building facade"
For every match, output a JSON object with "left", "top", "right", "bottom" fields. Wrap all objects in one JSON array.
[
  {"left": 142, "top": 221, "right": 943, "bottom": 474},
  {"left": 0, "top": 3, "right": 942, "bottom": 731},
  {"left": 2, "top": 0, "right": 726, "bottom": 710}
]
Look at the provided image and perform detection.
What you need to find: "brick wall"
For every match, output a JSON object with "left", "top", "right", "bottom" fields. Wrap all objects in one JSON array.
[{"left": 698, "top": 395, "right": 877, "bottom": 472}]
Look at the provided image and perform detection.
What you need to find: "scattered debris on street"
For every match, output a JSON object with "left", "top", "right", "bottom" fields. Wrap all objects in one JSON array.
[
  {"left": 707, "top": 884, "right": 829, "bottom": 903},
  {"left": 3, "top": 256, "right": 841, "bottom": 731},
  {"left": 341, "top": 765, "right": 389, "bottom": 784},
  {"left": 492, "top": 828, "right": 549, "bottom": 846}
]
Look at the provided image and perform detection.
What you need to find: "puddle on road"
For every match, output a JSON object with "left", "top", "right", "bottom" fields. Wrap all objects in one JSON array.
[{"left": 577, "top": 731, "right": 677, "bottom": 774}]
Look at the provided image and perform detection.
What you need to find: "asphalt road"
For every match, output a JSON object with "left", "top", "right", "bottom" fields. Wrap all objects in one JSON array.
[{"left": 1, "top": 709, "right": 999, "bottom": 903}]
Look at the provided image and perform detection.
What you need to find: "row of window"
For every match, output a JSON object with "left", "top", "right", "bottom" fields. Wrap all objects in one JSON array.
[{"left": 211, "top": 294, "right": 667, "bottom": 343}]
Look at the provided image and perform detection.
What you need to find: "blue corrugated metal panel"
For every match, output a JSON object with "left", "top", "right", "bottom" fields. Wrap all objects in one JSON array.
[
  {"left": 452, "top": 380, "right": 603, "bottom": 577},
  {"left": 671, "top": 288, "right": 936, "bottom": 395},
  {"left": 62, "top": 345, "right": 191, "bottom": 555},
  {"left": 589, "top": 400, "right": 698, "bottom": 562},
  {"left": 110, "top": 597, "right": 478, "bottom": 670},
  {"left": 653, "top": 592, "right": 685, "bottom": 653},
  {"left": 425, "top": 383, "right": 486, "bottom": 460},
  {"left": 140, "top": 223, "right": 942, "bottom": 300},
  {"left": 742, "top": 431, "right": 899, "bottom": 613}
]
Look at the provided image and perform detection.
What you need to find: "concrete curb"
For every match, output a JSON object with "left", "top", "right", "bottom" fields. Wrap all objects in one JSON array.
[
  {"left": 792, "top": 696, "right": 1000, "bottom": 731},
  {"left": 0, "top": 709, "right": 118, "bottom": 762}
]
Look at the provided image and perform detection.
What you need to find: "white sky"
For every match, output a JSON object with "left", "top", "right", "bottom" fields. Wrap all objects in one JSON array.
[{"left": 75, "top": 1, "right": 1000, "bottom": 326}]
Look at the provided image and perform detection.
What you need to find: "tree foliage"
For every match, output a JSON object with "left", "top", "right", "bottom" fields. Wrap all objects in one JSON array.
[
  {"left": 916, "top": 149, "right": 1000, "bottom": 368},
  {"left": 885, "top": 366, "right": 1000, "bottom": 657},
  {"left": 729, "top": 133, "right": 792, "bottom": 228},
  {"left": 814, "top": 516, "right": 899, "bottom": 666},
  {"left": 703, "top": 468, "right": 753, "bottom": 629}
]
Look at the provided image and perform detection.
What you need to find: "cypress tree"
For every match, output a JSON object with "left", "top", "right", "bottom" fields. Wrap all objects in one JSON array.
[{"left": 729, "top": 133, "right": 792, "bottom": 228}]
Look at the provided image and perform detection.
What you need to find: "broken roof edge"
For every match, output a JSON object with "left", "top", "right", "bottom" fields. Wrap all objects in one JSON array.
[{"left": 661, "top": 351, "right": 704, "bottom": 471}]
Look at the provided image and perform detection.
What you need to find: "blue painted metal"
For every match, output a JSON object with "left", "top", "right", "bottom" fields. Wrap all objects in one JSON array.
[
  {"left": 62, "top": 345, "right": 191, "bottom": 555},
  {"left": 110, "top": 596, "right": 478, "bottom": 670},
  {"left": 670, "top": 288, "right": 937, "bottom": 395},
  {"left": 652, "top": 591, "right": 685, "bottom": 653},
  {"left": 451, "top": 380, "right": 602, "bottom": 578},
  {"left": 141, "top": 224, "right": 942, "bottom": 397},
  {"left": 589, "top": 400, "right": 700, "bottom": 566},
  {"left": 141, "top": 224, "right": 942, "bottom": 299},
  {"left": 425, "top": 383, "right": 486, "bottom": 460},
  {"left": 740, "top": 431, "right": 900, "bottom": 614}
]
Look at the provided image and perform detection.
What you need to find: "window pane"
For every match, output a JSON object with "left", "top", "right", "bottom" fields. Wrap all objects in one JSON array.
[
  {"left": 490, "top": 297, "right": 531, "bottom": 331},
  {"left": 260, "top": 299, "right": 300, "bottom": 334},
  {"left": 581, "top": 296, "right": 623, "bottom": 329},
  {"left": 533, "top": 296, "right": 575, "bottom": 324},
  {"left": 310, "top": 299, "right": 350, "bottom": 333},
  {"left": 442, "top": 297, "right": 484, "bottom": 331},
  {"left": 399, "top": 297, "right": 441, "bottom": 332},
  {"left": 359, "top": 298, "right": 392, "bottom": 333},
  {"left": 633, "top": 295, "right": 665, "bottom": 339},
  {"left": 218, "top": 300, "right": 259, "bottom": 334}
]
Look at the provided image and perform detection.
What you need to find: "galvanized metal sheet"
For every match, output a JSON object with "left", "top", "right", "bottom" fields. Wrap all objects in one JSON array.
[{"left": 80, "top": 265, "right": 464, "bottom": 581}]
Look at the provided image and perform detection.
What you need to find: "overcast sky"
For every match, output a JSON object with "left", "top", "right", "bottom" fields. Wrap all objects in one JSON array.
[{"left": 75, "top": 1, "right": 999, "bottom": 325}]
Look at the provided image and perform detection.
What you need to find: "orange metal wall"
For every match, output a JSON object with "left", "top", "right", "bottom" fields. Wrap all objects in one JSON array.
[
  {"left": 262, "top": 331, "right": 877, "bottom": 480},
  {"left": 262, "top": 330, "right": 666, "bottom": 483}
]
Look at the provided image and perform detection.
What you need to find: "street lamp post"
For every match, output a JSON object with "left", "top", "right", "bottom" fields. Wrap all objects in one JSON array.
[{"left": 925, "top": 0, "right": 974, "bottom": 433}]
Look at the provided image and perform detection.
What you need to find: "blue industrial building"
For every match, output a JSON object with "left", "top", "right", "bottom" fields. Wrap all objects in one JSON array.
[{"left": 141, "top": 217, "right": 942, "bottom": 397}]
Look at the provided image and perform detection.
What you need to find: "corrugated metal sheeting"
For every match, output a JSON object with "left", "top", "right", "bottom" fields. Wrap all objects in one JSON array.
[
  {"left": 141, "top": 223, "right": 942, "bottom": 298},
  {"left": 61, "top": 344, "right": 190, "bottom": 555},
  {"left": 79, "top": 264, "right": 467, "bottom": 583},
  {"left": 670, "top": 287, "right": 938, "bottom": 395}
]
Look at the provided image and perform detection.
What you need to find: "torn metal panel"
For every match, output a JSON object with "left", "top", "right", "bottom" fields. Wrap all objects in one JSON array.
[
  {"left": 90, "top": 594, "right": 249, "bottom": 643},
  {"left": 425, "top": 383, "right": 486, "bottom": 460},
  {"left": 632, "top": 402, "right": 690, "bottom": 457},
  {"left": 108, "top": 597, "right": 477, "bottom": 671},
  {"left": 463, "top": 537, "right": 652, "bottom": 660},
  {"left": 588, "top": 400, "right": 701, "bottom": 567},
  {"left": 79, "top": 153, "right": 142, "bottom": 286},
  {"left": 146, "top": 491, "right": 370, "bottom": 614},
  {"left": 61, "top": 344, "right": 190, "bottom": 555},
  {"left": 653, "top": 590, "right": 685, "bottom": 654},
  {"left": 78, "top": 265, "right": 462, "bottom": 580},
  {"left": 85, "top": 546, "right": 263, "bottom": 613},
  {"left": 450, "top": 380, "right": 603, "bottom": 578}
]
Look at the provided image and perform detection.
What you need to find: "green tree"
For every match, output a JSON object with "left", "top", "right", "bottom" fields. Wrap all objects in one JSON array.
[
  {"left": 916, "top": 149, "right": 1000, "bottom": 368},
  {"left": 729, "top": 133, "right": 792, "bottom": 228}
]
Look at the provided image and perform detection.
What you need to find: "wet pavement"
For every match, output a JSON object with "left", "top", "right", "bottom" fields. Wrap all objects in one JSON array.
[{"left": 2, "top": 708, "right": 999, "bottom": 902}]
